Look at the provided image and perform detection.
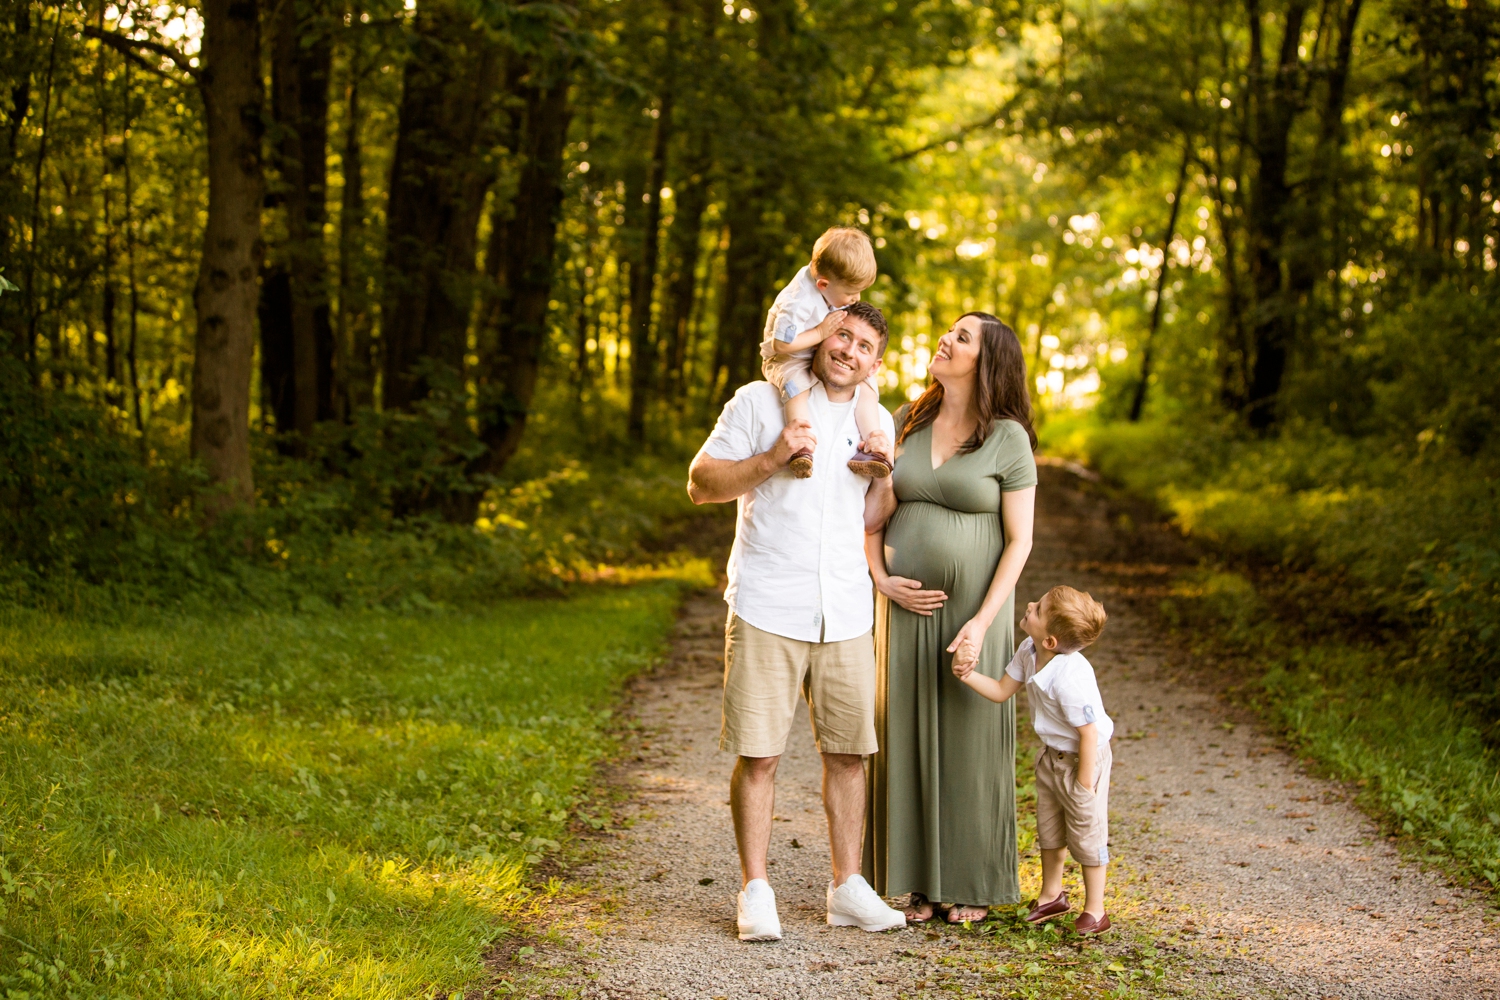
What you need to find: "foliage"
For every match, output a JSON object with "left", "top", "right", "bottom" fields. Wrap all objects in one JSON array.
[
  {"left": 0, "top": 583, "right": 686, "bottom": 998},
  {"left": 1048, "top": 409, "right": 1500, "bottom": 888},
  {"left": 0, "top": 356, "right": 717, "bottom": 613},
  {"left": 1046, "top": 413, "right": 1500, "bottom": 727}
]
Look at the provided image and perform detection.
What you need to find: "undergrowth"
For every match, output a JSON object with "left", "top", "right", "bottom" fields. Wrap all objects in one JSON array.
[
  {"left": 1043, "top": 414, "right": 1500, "bottom": 893},
  {"left": 1, "top": 360, "right": 722, "bottom": 616}
]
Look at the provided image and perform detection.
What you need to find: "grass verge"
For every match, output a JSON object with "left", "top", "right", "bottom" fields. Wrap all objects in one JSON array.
[
  {"left": 1042, "top": 413, "right": 1500, "bottom": 897},
  {"left": 0, "top": 578, "right": 700, "bottom": 998}
]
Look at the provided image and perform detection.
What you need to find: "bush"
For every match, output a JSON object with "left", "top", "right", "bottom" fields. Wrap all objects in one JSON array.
[
  {"left": 0, "top": 363, "right": 722, "bottom": 615},
  {"left": 1046, "top": 414, "right": 1500, "bottom": 731}
]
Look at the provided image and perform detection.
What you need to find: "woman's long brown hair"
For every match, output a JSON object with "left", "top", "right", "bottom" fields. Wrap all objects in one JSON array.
[{"left": 896, "top": 311, "right": 1036, "bottom": 453}]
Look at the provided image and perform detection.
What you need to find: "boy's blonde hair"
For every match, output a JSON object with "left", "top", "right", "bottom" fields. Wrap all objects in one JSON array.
[
  {"left": 810, "top": 227, "right": 877, "bottom": 288},
  {"left": 1044, "top": 585, "right": 1107, "bottom": 653}
]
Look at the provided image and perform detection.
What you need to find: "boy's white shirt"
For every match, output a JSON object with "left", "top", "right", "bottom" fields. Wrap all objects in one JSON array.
[
  {"left": 759, "top": 265, "right": 830, "bottom": 362},
  {"left": 1004, "top": 637, "right": 1114, "bottom": 753}
]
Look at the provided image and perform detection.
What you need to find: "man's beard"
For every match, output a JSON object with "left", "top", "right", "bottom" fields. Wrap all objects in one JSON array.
[{"left": 812, "top": 347, "right": 868, "bottom": 390}]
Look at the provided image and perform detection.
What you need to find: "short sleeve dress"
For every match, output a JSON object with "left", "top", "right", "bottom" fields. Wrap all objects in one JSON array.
[{"left": 863, "top": 413, "right": 1038, "bottom": 906}]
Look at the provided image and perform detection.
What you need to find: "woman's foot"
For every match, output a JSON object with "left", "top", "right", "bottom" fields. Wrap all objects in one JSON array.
[
  {"left": 903, "top": 893, "right": 937, "bottom": 923},
  {"left": 945, "top": 904, "right": 988, "bottom": 924}
]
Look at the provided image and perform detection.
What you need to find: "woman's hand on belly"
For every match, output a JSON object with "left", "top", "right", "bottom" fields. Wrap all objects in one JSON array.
[{"left": 877, "top": 575, "right": 948, "bottom": 616}]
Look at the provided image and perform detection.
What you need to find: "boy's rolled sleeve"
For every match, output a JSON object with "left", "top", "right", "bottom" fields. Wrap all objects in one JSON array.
[
  {"left": 1064, "top": 702, "right": 1099, "bottom": 728},
  {"left": 774, "top": 313, "right": 802, "bottom": 343}
]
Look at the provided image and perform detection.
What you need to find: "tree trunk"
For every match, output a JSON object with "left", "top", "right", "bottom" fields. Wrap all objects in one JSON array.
[
  {"left": 659, "top": 131, "right": 710, "bottom": 402},
  {"left": 96, "top": 12, "right": 120, "bottom": 404},
  {"left": 337, "top": 70, "right": 372, "bottom": 411},
  {"left": 626, "top": 95, "right": 673, "bottom": 443},
  {"left": 380, "top": 0, "right": 501, "bottom": 411},
  {"left": 1282, "top": 0, "right": 1364, "bottom": 359},
  {"left": 471, "top": 68, "right": 571, "bottom": 485},
  {"left": 1242, "top": 0, "right": 1308, "bottom": 431},
  {"left": 271, "top": 0, "right": 335, "bottom": 435},
  {"left": 0, "top": 1, "right": 30, "bottom": 303},
  {"left": 258, "top": 265, "right": 296, "bottom": 431},
  {"left": 191, "top": 0, "right": 265, "bottom": 509},
  {"left": 715, "top": 190, "right": 774, "bottom": 402},
  {"left": 1129, "top": 145, "right": 1189, "bottom": 422}
]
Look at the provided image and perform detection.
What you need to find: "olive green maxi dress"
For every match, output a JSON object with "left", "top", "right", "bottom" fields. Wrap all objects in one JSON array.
[{"left": 863, "top": 415, "right": 1037, "bottom": 906}]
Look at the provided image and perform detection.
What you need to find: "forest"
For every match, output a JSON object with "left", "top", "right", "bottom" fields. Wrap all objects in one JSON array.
[{"left": 1, "top": 0, "right": 1498, "bottom": 994}]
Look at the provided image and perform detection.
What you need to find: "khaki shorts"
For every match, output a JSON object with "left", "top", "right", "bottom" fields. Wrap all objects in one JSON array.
[
  {"left": 720, "top": 614, "right": 878, "bottom": 757},
  {"left": 1034, "top": 742, "right": 1112, "bottom": 866}
]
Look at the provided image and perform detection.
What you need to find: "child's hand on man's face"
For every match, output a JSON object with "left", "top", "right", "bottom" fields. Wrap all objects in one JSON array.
[{"left": 814, "top": 308, "right": 846, "bottom": 340}]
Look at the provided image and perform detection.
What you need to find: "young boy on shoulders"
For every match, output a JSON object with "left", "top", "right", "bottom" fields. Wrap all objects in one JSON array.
[
  {"left": 760, "top": 226, "right": 893, "bottom": 480},
  {"left": 952, "top": 585, "right": 1115, "bottom": 934}
]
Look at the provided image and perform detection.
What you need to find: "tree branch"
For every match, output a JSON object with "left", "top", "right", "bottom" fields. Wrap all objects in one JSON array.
[
  {"left": 84, "top": 25, "right": 199, "bottom": 85},
  {"left": 892, "top": 99, "right": 1020, "bottom": 162}
]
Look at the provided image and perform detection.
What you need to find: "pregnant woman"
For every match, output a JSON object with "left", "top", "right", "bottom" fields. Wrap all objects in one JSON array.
[{"left": 862, "top": 311, "right": 1037, "bottom": 923}]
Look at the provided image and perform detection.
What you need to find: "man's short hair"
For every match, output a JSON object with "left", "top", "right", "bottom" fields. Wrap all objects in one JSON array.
[
  {"left": 841, "top": 301, "right": 889, "bottom": 352},
  {"left": 811, "top": 227, "right": 878, "bottom": 288},
  {"left": 1044, "top": 585, "right": 1108, "bottom": 654}
]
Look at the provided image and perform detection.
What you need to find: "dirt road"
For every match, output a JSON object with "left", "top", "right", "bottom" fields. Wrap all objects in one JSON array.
[{"left": 503, "top": 466, "right": 1498, "bottom": 998}]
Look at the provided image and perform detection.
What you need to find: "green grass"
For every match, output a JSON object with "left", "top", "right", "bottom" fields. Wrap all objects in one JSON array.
[{"left": 0, "top": 583, "right": 689, "bottom": 998}]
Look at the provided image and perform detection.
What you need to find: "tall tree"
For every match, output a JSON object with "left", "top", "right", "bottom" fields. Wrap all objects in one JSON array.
[
  {"left": 263, "top": 0, "right": 335, "bottom": 437},
  {"left": 472, "top": 60, "right": 572, "bottom": 484},
  {"left": 380, "top": 0, "right": 501, "bottom": 410},
  {"left": 625, "top": 91, "right": 671, "bottom": 442},
  {"left": 190, "top": 0, "right": 266, "bottom": 506}
]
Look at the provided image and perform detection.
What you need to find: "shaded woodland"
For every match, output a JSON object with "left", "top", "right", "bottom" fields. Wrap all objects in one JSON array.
[{"left": 0, "top": 0, "right": 1496, "bottom": 717}]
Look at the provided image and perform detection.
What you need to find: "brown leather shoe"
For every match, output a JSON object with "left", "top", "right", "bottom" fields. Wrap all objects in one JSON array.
[
  {"left": 1025, "top": 892, "right": 1070, "bottom": 924},
  {"left": 789, "top": 449, "right": 814, "bottom": 479},
  {"left": 847, "top": 451, "right": 892, "bottom": 478},
  {"left": 1074, "top": 911, "right": 1111, "bottom": 935}
]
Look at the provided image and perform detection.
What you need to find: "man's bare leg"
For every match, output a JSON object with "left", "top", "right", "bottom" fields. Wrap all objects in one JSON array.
[
  {"left": 822, "top": 752, "right": 865, "bottom": 888},
  {"left": 731, "top": 754, "right": 780, "bottom": 887}
]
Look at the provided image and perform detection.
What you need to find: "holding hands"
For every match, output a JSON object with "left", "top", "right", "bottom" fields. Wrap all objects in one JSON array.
[{"left": 948, "top": 618, "right": 987, "bottom": 678}]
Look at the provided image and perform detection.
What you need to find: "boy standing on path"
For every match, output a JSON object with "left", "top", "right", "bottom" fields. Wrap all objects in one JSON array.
[
  {"left": 687, "top": 302, "right": 907, "bottom": 942},
  {"left": 953, "top": 585, "right": 1115, "bottom": 933}
]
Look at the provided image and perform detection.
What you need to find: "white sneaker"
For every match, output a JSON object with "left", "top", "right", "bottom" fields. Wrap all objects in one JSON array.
[
  {"left": 826, "top": 874, "right": 906, "bottom": 932},
  {"left": 737, "top": 879, "right": 782, "bottom": 942}
]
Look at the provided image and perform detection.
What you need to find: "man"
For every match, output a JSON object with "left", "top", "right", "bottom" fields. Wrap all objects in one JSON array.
[{"left": 687, "top": 301, "right": 906, "bottom": 941}]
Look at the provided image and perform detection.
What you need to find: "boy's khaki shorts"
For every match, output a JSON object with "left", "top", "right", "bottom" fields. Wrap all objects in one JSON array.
[
  {"left": 719, "top": 614, "right": 878, "bottom": 757},
  {"left": 1034, "top": 742, "right": 1112, "bottom": 866}
]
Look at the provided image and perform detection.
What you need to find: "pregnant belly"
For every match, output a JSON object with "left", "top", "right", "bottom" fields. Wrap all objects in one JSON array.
[{"left": 884, "top": 500, "right": 1003, "bottom": 593}]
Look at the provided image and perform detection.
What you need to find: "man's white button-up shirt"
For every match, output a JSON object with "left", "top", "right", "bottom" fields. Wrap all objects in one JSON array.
[{"left": 701, "top": 380, "right": 895, "bottom": 643}]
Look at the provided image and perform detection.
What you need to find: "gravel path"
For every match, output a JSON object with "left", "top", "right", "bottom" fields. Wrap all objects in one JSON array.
[{"left": 513, "top": 467, "right": 1497, "bottom": 999}]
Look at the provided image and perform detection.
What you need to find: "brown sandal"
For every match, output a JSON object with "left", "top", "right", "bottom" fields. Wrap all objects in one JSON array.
[{"left": 903, "top": 892, "right": 938, "bottom": 923}]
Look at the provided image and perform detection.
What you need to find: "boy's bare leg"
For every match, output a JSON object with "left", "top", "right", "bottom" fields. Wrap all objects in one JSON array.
[
  {"left": 1039, "top": 847, "right": 1067, "bottom": 901},
  {"left": 785, "top": 392, "right": 814, "bottom": 477},
  {"left": 848, "top": 384, "right": 893, "bottom": 478},
  {"left": 731, "top": 755, "right": 780, "bottom": 887},
  {"left": 821, "top": 752, "right": 864, "bottom": 888},
  {"left": 1080, "top": 864, "right": 1106, "bottom": 917}
]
